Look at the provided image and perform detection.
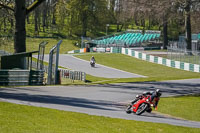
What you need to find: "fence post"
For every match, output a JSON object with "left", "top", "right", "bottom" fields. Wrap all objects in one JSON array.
[
  {"left": 47, "top": 51, "right": 53, "bottom": 84},
  {"left": 47, "top": 40, "right": 62, "bottom": 85},
  {"left": 55, "top": 40, "right": 62, "bottom": 84}
]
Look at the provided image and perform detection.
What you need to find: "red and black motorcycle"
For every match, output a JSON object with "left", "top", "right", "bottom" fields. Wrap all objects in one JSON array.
[{"left": 126, "top": 94, "right": 155, "bottom": 115}]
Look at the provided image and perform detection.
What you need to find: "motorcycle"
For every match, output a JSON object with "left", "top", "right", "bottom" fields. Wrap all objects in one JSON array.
[
  {"left": 90, "top": 60, "right": 95, "bottom": 67},
  {"left": 126, "top": 94, "right": 153, "bottom": 115}
]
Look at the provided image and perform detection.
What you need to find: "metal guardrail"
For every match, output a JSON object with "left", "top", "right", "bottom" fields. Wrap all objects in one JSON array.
[
  {"left": 29, "top": 70, "right": 45, "bottom": 85},
  {"left": 59, "top": 69, "right": 86, "bottom": 82},
  {"left": 32, "top": 61, "right": 86, "bottom": 83},
  {"left": 0, "top": 69, "right": 44, "bottom": 86}
]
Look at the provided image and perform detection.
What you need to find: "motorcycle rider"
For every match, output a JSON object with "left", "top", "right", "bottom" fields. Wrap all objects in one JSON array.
[
  {"left": 131, "top": 89, "right": 162, "bottom": 110},
  {"left": 90, "top": 56, "right": 96, "bottom": 65},
  {"left": 145, "top": 89, "right": 162, "bottom": 110}
]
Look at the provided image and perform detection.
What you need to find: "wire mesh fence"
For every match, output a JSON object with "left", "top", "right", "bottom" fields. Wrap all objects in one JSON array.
[
  {"left": 167, "top": 41, "right": 200, "bottom": 65},
  {"left": 37, "top": 41, "right": 48, "bottom": 70}
]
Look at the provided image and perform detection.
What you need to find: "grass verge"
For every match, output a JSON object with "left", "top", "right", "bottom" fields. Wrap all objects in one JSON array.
[
  {"left": 0, "top": 101, "right": 199, "bottom": 133},
  {"left": 157, "top": 95, "right": 200, "bottom": 122},
  {"left": 75, "top": 53, "right": 200, "bottom": 83},
  {"left": 0, "top": 38, "right": 79, "bottom": 54}
]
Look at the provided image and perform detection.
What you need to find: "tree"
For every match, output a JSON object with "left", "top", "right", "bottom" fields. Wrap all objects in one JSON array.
[
  {"left": 167, "top": 0, "right": 200, "bottom": 50},
  {"left": 121, "top": 0, "right": 200, "bottom": 50},
  {"left": 0, "top": 0, "right": 46, "bottom": 53},
  {"left": 121, "top": 0, "right": 171, "bottom": 49},
  {"left": 65, "top": 0, "right": 110, "bottom": 37}
]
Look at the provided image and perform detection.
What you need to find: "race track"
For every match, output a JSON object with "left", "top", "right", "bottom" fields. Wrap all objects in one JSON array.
[
  {"left": 42, "top": 54, "right": 146, "bottom": 78},
  {"left": 1, "top": 79, "right": 200, "bottom": 128}
]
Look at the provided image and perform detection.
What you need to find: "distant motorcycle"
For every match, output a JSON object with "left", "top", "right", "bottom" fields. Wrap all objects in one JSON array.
[
  {"left": 126, "top": 94, "right": 154, "bottom": 115},
  {"left": 90, "top": 60, "right": 95, "bottom": 67}
]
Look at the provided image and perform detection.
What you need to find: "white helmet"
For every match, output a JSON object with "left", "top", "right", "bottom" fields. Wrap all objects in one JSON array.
[{"left": 156, "top": 89, "right": 162, "bottom": 96}]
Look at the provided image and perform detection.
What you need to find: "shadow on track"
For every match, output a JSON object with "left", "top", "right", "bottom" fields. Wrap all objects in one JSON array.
[
  {"left": 0, "top": 91, "right": 123, "bottom": 111},
  {"left": 97, "top": 82, "right": 200, "bottom": 96}
]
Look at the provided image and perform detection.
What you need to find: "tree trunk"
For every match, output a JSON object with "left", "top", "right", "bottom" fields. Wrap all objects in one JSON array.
[
  {"left": 3, "top": 16, "right": 6, "bottom": 32},
  {"left": 119, "top": 24, "right": 124, "bottom": 32},
  {"left": 34, "top": 9, "right": 39, "bottom": 35},
  {"left": 117, "top": 22, "right": 119, "bottom": 32},
  {"left": 148, "top": 15, "right": 151, "bottom": 30},
  {"left": 26, "top": 15, "right": 30, "bottom": 24},
  {"left": 82, "top": 11, "right": 87, "bottom": 37},
  {"left": 46, "top": 0, "right": 51, "bottom": 29},
  {"left": 26, "top": 0, "right": 30, "bottom": 24},
  {"left": 110, "top": 0, "right": 115, "bottom": 22},
  {"left": 52, "top": 0, "right": 57, "bottom": 25},
  {"left": 185, "top": 0, "right": 192, "bottom": 50},
  {"left": 81, "top": 0, "right": 87, "bottom": 37},
  {"left": 9, "top": 18, "right": 14, "bottom": 33},
  {"left": 14, "top": 0, "right": 26, "bottom": 53},
  {"left": 110, "top": 0, "right": 115, "bottom": 13},
  {"left": 42, "top": 2, "right": 47, "bottom": 32},
  {"left": 141, "top": 17, "right": 145, "bottom": 27},
  {"left": 163, "top": 15, "right": 168, "bottom": 49}
]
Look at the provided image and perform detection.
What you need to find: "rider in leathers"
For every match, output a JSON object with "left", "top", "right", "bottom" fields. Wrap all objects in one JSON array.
[
  {"left": 90, "top": 56, "right": 95, "bottom": 63},
  {"left": 132, "top": 89, "right": 162, "bottom": 110}
]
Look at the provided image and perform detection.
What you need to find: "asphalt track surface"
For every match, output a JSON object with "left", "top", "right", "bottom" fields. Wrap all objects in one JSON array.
[
  {"left": 1, "top": 79, "right": 200, "bottom": 128},
  {"left": 41, "top": 54, "right": 146, "bottom": 78}
]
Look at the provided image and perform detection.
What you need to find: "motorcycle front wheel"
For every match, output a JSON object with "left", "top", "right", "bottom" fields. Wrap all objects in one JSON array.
[
  {"left": 135, "top": 103, "right": 148, "bottom": 115},
  {"left": 126, "top": 104, "right": 132, "bottom": 114}
]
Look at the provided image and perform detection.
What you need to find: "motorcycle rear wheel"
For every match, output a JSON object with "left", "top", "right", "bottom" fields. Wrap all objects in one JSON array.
[{"left": 136, "top": 103, "right": 148, "bottom": 115}]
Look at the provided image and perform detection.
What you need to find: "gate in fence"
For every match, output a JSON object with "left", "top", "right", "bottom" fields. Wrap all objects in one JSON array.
[
  {"left": 37, "top": 41, "right": 48, "bottom": 70},
  {"left": 47, "top": 40, "right": 62, "bottom": 85}
]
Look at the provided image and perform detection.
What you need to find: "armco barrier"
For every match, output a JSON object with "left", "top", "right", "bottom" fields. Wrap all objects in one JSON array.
[
  {"left": 59, "top": 69, "right": 86, "bottom": 82},
  {"left": 120, "top": 48, "right": 200, "bottom": 73},
  {"left": 0, "top": 69, "right": 44, "bottom": 86}
]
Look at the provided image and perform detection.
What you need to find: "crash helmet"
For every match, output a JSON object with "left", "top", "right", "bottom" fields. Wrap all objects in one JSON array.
[{"left": 155, "top": 89, "right": 162, "bottom": 97}]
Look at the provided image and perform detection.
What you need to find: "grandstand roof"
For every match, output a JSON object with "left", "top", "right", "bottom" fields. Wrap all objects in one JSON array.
[{"left": 90, "top": 30, "right": 161, "bottom": 47}]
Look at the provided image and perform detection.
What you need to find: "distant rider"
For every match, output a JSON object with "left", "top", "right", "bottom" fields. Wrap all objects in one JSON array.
[{"left": 90, "top": 56, "right": 96, "bottom": 63}]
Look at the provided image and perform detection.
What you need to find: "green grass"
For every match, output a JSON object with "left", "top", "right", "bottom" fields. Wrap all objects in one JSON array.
[
  {"left": 85, "top": 74, "right": 112, "bottom": 83},
  {"left": 157, "top": 95, "right": 200, "bottom": 121},
  {"left": 0, "top": 38, "right": 79, "bottom": 54},
  {"left": 0, "top": 101, "right": 199, "bottom": 133},
  {"left": 75, "top": 53, "right": 200, "bottom": 83}
]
